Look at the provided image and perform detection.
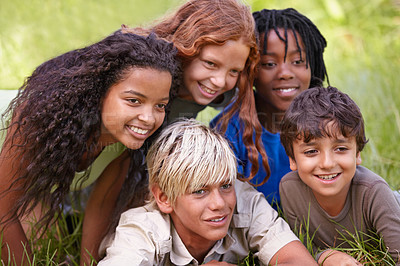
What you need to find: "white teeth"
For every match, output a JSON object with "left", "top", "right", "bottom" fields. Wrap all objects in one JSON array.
[
  {"left": 317, "top": 173, "right": 339, "bottom": 180},
  {"left": 210, "top": 217, "right": 224, "bottom": 222},
  {"left": 278, "top": 88, "right": 296, "bottom": 93},
  {"left": 129, "top": 126, "right": 148, "bottom": 135},
  {"left": 201, "top": 85, "right": 217, "bottom": 95}
]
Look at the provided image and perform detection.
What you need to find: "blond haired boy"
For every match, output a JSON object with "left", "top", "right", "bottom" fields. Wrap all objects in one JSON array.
[{"left": 99, "top": 119, "right": 316, "bottom": 265}]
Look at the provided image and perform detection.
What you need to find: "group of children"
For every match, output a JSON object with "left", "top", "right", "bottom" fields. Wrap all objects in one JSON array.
[{"left": 0, "top": 0, "right": 399, "bottom": 265}]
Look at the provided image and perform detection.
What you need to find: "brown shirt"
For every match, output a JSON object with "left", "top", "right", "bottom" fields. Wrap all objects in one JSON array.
[{"left": 280, "top": 166, "right": 400, "bottom": 264}]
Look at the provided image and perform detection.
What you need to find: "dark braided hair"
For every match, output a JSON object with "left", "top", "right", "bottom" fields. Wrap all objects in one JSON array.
[
  {"left": 0, "top": 30, "right": 181, "bottom": 231},
  {"left": 253, "top": 8, "right": 329, "bottom": 87}
]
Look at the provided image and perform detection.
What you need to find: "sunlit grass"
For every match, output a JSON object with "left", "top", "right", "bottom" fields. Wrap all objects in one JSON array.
[{"left": 0, "top": 212, "right": 84, "bottom": 266}]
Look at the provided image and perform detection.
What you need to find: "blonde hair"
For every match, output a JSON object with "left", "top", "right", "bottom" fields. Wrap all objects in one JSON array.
[{"left": 147, "top": 119, "right": 237, "bottom": 206}]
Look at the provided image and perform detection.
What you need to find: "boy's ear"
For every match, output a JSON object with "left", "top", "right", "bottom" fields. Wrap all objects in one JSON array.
[
  {"left": 356, "top": 152, "right": 362, "bottom": 165},
  {"left": 289, "top": 157, "right": 298, "bottom": 171},
  {"left": 151, "top": 184, "right": 173, "bottom": 214}
]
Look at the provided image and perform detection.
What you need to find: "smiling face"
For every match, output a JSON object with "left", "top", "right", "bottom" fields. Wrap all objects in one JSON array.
[
  {"left": 100, "top": 67, "right": 171, "bottom": 150},
  {"left": 289, "top": 128, "right": 362, "bottom": 207},
  {"left": 181, "top": 39, "right": 250, "bottom": 106},
  {"left": 169, "top": 180, "right": 236, "bottom": 248},
  {"left": 255, "top": 29, "right": 311, "bottom": 113}
]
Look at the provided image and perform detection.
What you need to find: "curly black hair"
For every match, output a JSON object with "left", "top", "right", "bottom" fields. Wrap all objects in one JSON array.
[
  {"left": 0, "top": 31, "right": 181, "bottom": 230},
  {"left": 253, "top": 8, "right": 329, "bottom": 87}
]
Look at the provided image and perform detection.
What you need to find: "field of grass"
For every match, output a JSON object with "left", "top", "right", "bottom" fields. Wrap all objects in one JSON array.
[{"left": 1, "top": 0, "right": 399, "bottom": 264}]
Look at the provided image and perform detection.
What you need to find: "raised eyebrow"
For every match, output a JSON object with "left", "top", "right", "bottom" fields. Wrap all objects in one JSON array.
[
  {"left": 263, "top": 51, "right": 278, "bottom": 57},
  {"left": 123, "top": 90, "right": 169, "bottom": 102},
  {"left": 201, "top": 53, "right": 218, "bottom": 63},
  {"left": 160, "top": 96, "right": 170, "bottom": 102},
  {"left": 288, "top": 48, "right": 306, "bottom": 57},
  {"left": 299, "top": 141, "right": 317, "bottom": 148},
  {"left": 122, "top": 90, "right": 147, "bottom": 98},
  {"left": 334, "top": 138, "right": 352, "bottom": 144},
  {"left": 264, "top": 49, "right": 305, "bottom": 57}
]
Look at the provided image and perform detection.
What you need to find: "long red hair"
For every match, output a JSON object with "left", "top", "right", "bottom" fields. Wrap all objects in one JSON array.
[{"left": 126, "top": 0, "right": 270, "bottom": 183}]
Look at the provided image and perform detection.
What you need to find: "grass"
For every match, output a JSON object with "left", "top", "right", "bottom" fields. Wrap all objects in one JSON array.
[
  {"left": 1, "top": 212, "right": 84, "bottom": 266},
  {"left": 292, "top": 213, "right": 397, "bottom": 265},
  {"left": 2, "top": 213, "right": 393, "bottom": 265},
  {"left": 1, "top": 0, "right": 399, "bottom": 265}
]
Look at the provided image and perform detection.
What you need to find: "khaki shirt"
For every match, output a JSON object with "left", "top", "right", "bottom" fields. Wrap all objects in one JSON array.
[{"left": 99, "top": 180, "right": 298, "bottom": 265}]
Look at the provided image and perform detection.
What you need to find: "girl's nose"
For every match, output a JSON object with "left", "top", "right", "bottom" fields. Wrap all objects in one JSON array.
[
  {"left": 277, "top": 62, "right": 294, "bottom": 80},
  {"left": 210, "top": 71, "right": 226, "bottom": 89},
  {"left": 137, "top": 105, "right": 155, "bottom": 125}
]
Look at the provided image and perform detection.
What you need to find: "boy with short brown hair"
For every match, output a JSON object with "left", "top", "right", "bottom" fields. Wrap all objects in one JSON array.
[{"left": 280, "top": 86, "right": 400, "bottom": 265}]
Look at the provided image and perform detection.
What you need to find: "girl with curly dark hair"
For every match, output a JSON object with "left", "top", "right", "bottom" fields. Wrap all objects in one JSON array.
[{"left": 0, "top": 31, "right": 180, "bottom": 265}]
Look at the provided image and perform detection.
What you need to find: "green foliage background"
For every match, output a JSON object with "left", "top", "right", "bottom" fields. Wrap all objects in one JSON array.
[{"left": 1, "top": 0, "right": 399, "bottom": 189}]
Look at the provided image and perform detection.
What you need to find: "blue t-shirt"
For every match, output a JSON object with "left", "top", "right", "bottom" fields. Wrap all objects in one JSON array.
[{"left": 210, "top": 108, "right": 290, "bottom": 208}]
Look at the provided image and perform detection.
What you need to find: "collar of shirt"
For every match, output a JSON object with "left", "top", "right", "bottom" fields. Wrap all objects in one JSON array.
[{"left": 169, "top": 224, "right": 236, "bottom": 265}]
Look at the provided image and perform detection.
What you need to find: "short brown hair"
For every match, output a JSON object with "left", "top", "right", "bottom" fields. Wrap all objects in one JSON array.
[{"left": 280, "top": 86, "right": 368, "bottom": 159}]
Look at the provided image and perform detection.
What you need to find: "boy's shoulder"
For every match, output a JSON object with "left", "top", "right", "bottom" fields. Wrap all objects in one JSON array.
[
  {"left": 351, "top": 165, "right": 389, "bottom": 187},
  {"left": 279, "top": 171, "right": 309, "bottom": 199},
  {"left": 234, "top": 179, "right": 265, "bottom": 204},
  {"left": 114, "top": 203, "right": 173, "bottom": 246},
  {"left": 119, "top": 203, "right": 171, "bottom": 231},
  {"left": 233, "top": 179, "right": 280, "bottom": 223},
  {"left": 99, "top": 203, "right": 173, "bottom": 259},
  {"left": 280, "top": 170, "right": 305, "bottom": 189}
]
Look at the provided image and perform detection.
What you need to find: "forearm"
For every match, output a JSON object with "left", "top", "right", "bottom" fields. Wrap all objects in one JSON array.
[
  {"left": 80, "top": 152, "right": 129, "bottom": 265},
  {"left": 0, "top": 167, "right": 31, "bottom": 264},
  {"left": 1, "top": 220, "right": 31, "bottom": 265},
  {"left": 80, "top": 208, "right": 111, "bottom": 265},
  {"left": 80, "top": 181, "right": 125, "bottom": 265},
  {"left": 269, "top": 240, "right": 317, "bottom": 265}
]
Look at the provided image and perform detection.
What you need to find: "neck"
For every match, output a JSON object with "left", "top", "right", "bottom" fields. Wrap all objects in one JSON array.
[
  {"left": 184, "top": 238, "right": 216, "bottom": 264},
  {"left": 78, "top": 133, "right": 109, "bottom": 172},
  {"left": 171, "top": 216, "right": 217, "bottom": 264},
  {"left": 78, "top": 143, "right": 104, "bottom": 172},
  {"left": 313, "top": 183, "right": 351, "bottom": 216},
  {"left": 255, "top": 94, "right": 284, "bottom": 134},
  {"left": 98, "top": 124, "right": 118, "bottom": 148}
]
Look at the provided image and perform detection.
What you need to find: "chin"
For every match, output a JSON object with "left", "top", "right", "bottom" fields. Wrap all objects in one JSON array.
[
  {"left": 194, "top": 97, "right": 215, "bottom": 106},
  {"left": 208, "top": 230, "right": 229, "bottom": 241},
  {"left": 125, "top": 141, "right": 145, "bottom": 150}
]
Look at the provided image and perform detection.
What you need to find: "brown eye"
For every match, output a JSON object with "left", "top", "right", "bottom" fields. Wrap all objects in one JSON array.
[{"left": 128, "top": 98, "right": 140, "bottom": 104}]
